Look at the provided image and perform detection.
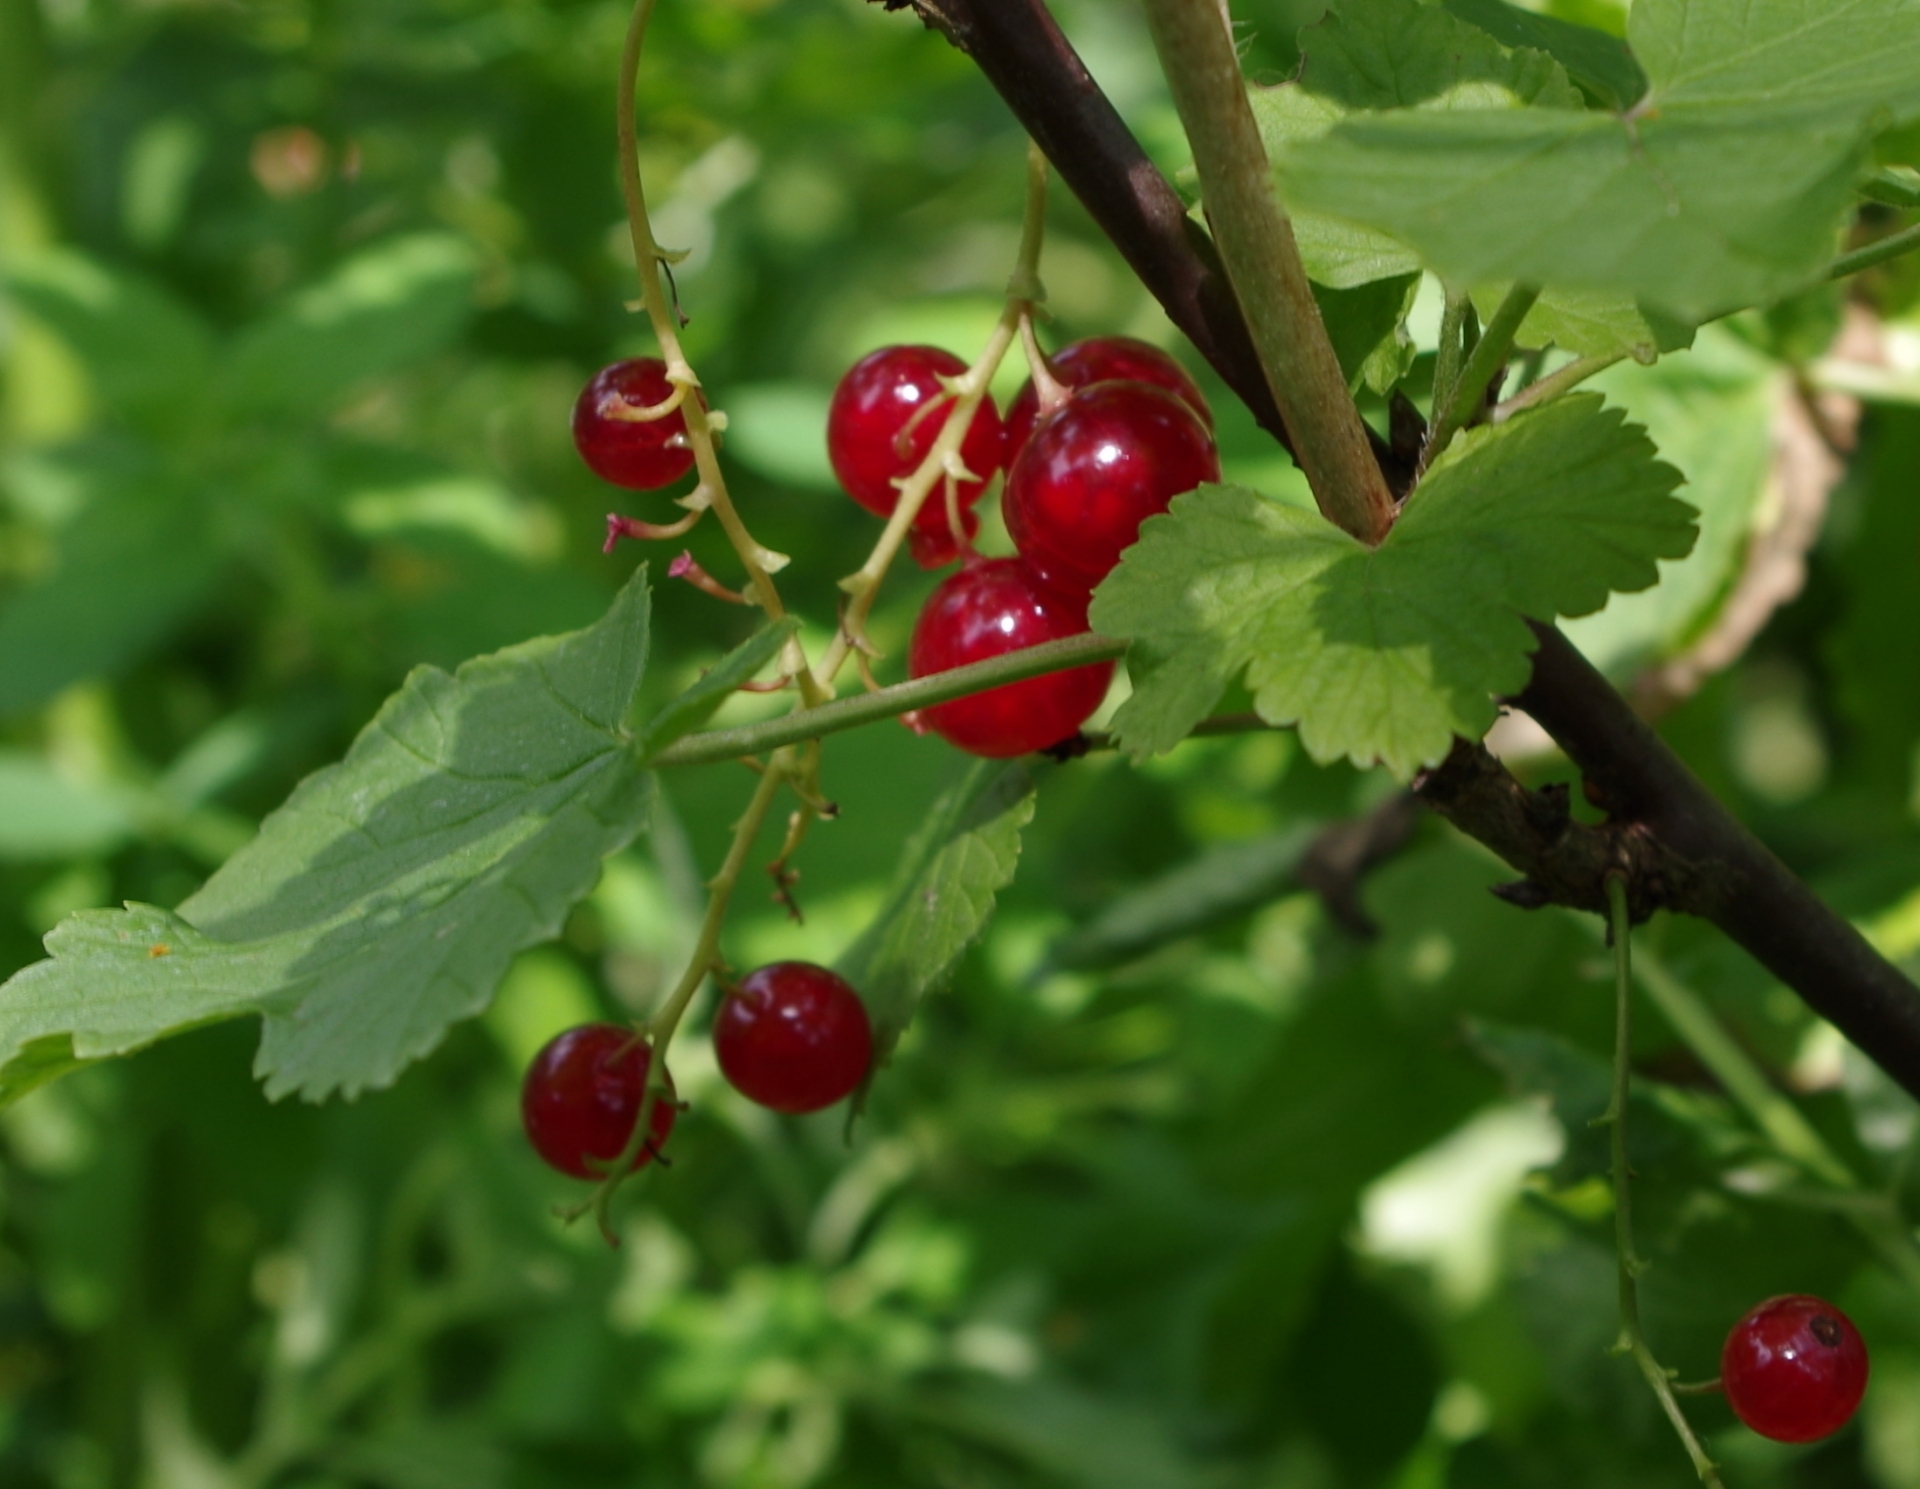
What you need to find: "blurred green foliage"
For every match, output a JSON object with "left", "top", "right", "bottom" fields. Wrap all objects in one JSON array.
[{"left": 3, "top": 0, "right": 1920, "bottom": 1485}]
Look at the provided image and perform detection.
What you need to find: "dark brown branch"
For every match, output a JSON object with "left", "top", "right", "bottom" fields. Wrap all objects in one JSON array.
[{"left": 882, "top": 0, "right": 1920, "bottom": 1099}]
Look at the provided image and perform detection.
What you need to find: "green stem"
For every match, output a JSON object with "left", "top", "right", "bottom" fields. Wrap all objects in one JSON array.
[
  {"left": 1430, "top": 288, "right": 1472, "bottom": 428},
  {"left": 1605, "top": 878, "right": 1727, "bottom": 1489},
  {"left": 648, "top": 631, "right": 1128, "bottom": 768},
  {"left": 1493, "top": 350, "right": 1630, "bottom": 424},
  {"left": 1828, "top": 220, "right": 1920, "bottom": 282},
  {"left": 1142, "top": 0, "right": 1395, "bottom": 545},
  {"left": 1424, "top": 283, "right": 1539, "bottom": 469}
]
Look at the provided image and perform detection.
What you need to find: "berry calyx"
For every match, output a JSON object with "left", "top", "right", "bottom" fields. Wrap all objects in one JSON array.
[
  {"left": 1005, "top": 335, "right": 1213, "bottom": 456},
  {"left": 907, "top": 556, "right": 1113, "bottom": 758},
  {"left": 826, "top": 345, "right": 1005, "bottom": 569},
  {"left": 521, "top": 1023, "right": 677, "bottom": 1179},
  {"left": 1003, "top": 380, "right": 1220, "bottom": 600},
  {"left": 714, "top": 961, "right": 874, "bottom": 1114},
  {"left": 1721, "top": 1295, "right": 1869, "bottom": 1443},
  {"left": 572, "top": 357, "right": 697, "bottom": 491}
]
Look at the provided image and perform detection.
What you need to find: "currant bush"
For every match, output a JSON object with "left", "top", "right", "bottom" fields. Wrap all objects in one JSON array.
[
  {"left": 1002, "top": 379, "right": 1220, "bottom": 600},
  {"left": 1004, "top": 335, "right": 1213, "bottom": 456},
  {"left": 826, "top": 344, "right": 1005, "bottom": 568},
  {"left": 572, "top": 357, "right": 697, "bottom": 490},
  {"left": 714, "top": 961, "right": 874, "bottom": 1114},
  {"left": 908, "top": 555, "right": 1113, "bottom": 758},
  {"left": 1721, "top": 1295, "right": 1869, "bottom": 1443},
  {"left": 521, "top": 1023, "right": 677, "bottom": 1179}
]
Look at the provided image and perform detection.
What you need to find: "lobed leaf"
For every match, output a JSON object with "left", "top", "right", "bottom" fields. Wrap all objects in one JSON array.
[
  {"left": 1271, "top": 0, "right": 1920, "bottom": 322},
  {"left": 1092, "top": 395, "right": 1695, "bottom": 778},
  {"left": 0, "top": 569, "right": 656, "bottom": 1102}
]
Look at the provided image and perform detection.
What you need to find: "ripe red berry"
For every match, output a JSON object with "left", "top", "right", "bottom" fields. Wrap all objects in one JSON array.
[
  {"left": 521, "top": 1023, "right": 677, "bottom": 1179},
  {"left": 572, "top": 357, "right": 697, "bottom": 491},
  {"left": 1721, "top": 1295, "right": 1868, "bottom": 1443},
  {"left": 1004, "top": 336, "right": 1213, "bottom": 456},
  {"left": 908, "top": 556, "right": 1113, "bottom": 758},
  {"left": 1002, "top": 380, "right": 1220, "bottom": 601},
  {"left": 714, "top": 961, "right": 874, "bottom": 1114},
  {"left": 826, "top": 345, "right": 1005, "bottom": 568}
]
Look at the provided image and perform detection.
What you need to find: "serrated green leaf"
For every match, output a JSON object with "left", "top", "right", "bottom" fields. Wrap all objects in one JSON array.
[
  {"left": 1092, "top": 395, "right": 1694, "bottom": 777},
  {"left": 1273, "top": 0, "right": 1920, "bottom": 322},
  {"left": 3, "top": 250, "right": 214, "bottom": 430},
  {"left": 219, "top": 233, "right": 478, "bottom": 416},
  {"left": 1044, "top": 827, "right": 1320, "bottom": 975},
  {"left": 1442, "top": 0, "right": 1647, "bottom": 110},
  {"left": 640, "top": 618, "right": 800, "bottom": 758},
  {"left": 0, "top": 569, "right": 655, "bottom": 1101},
  {"left": 837, "top": 760, "right": 1035, "bottom": 1065}
]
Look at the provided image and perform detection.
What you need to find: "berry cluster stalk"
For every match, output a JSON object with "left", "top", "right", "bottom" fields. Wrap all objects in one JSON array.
[{"left": 1603, "top": 875, "right": 1726, "bottom": 1488}]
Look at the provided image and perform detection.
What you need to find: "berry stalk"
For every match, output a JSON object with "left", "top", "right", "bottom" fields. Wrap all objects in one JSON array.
[
  {"left": 1604, "top": 875, "right": 1727, "bottom": 1489},
  {"left": 808, "top": 141, "right": 1053, "bottom": 692}
]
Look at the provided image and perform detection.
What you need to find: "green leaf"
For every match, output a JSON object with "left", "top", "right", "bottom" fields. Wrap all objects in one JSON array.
[
  {"left": 1491, "top": 280, "right": 1697, "bottom": 363},
  {"left": 219, "top": 233, "right": 478, "bottom": 416},
  {"left": 3, "top": 250, "right": 214, "bottom": 430},
  {"left": 1044, "top": 826, "right": 1320, "bottom": 975},
  {"left": 1273, "top": 0, "right": 1920, "bottom": 322},
  {"left": 1441, "top": 0, "right": 1647, "bottom": 110},
  {"left": 1092, "top": 395, "right": 1694, "bottom": 776},
  {"left": 0, "top": 569, "right": 655, "bottom": 1101},
  {"left": 837, "top": 760, "right": 1035, "bottom": 1065},
  {"left": 1561, "top": 327, "right": 1777, "bottom": 673},
  {"left": 640, "top": 618, "right": 800, "bottom": 758}
]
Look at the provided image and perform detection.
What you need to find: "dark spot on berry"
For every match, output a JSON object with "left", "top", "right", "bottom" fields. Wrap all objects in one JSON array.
[{"left": 1811, "top": 1314, "right": 1843, "bottom": 1348}]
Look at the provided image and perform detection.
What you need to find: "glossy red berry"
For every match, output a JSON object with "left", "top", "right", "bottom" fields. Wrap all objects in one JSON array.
[
  {"left": 714, "top": 961, "right": 874, "bottom": 1114},
  {"left": 572, "top": 357, "right": 697, "bottom": 490},
  {"left": 1004, "top": 336, "right": 1213, "bottom": 456},
  {"left": 826, "top": 345, "right": 1005, "bottom": 568},
  {"left": 908, "top": 556, "right": 1113, "bottom": 758},
  {"left": 1721, "top": 1295, "right": 1868, "bottom": 1443},
  {"left": 1003, "top": 380, "right": 1220, "bottom": 601},
  {"left": 521, "top": 1023, "right": 677, "bottom": 1179}
]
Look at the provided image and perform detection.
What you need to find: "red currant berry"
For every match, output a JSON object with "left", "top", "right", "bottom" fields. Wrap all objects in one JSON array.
[
  {"left": 521, "top": 1024, "right": 677, "bottom": 1179},
  {"left": 908, "top": 556, "right": 1113, "bottom": 758},
  {"left": 572, "top": 357, "right": 697, "bottom": 491},
  {"left": 1003, "top": 380, "right": 1220, "bottom": 601},
  {"left": 714, "top": 961, "right": 874, "bottom": 1114},
  {"left": 1004, "top": 336, "right": 1213, "bottom": 456},
  {"left": 826, "top": 345, "right": 1005, "bottom": 569},
  {"left": 1721, "top": 1295, "right": 1869, "bottom": 1443}
]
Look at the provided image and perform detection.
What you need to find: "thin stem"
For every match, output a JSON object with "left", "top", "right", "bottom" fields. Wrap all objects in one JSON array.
[
  {"left": 651, "top": 632, "right": 1128, "bottom": 768},
  {"left": 616, "top": 0, "right": 825, "bottom": 702},
  {"left": 1828, "top": 220, "right": 1920, "bottom": 282},
  {"left": 1423, "top": 282, "right": 1539, "bottom": 469},
  {"left": 569, "top": 756, "right": 792, "bottom": 1240},
  {"left": 1492, "top": 350, "right": 1629, "bottom": 424},
  {"left": 1605, "top": 877, "right": 1727, "bottom": 1489},
  {"left": 809, "top": 141, "right": 1050, "bottom": 691},
  {"left": 1142, "top": 0, "right": 1395, "bottom": 545},
  {"left": 1430, "top": 287, "right": 1472, "bottom": 428}
]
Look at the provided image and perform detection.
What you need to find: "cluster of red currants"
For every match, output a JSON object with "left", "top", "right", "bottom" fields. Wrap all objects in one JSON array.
[
  {"left": 826, "top": 338, "right": 1221, "bottom": 758},
  {"left": 521, "top": 961, "right": 872, "bottom": 1181}
]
